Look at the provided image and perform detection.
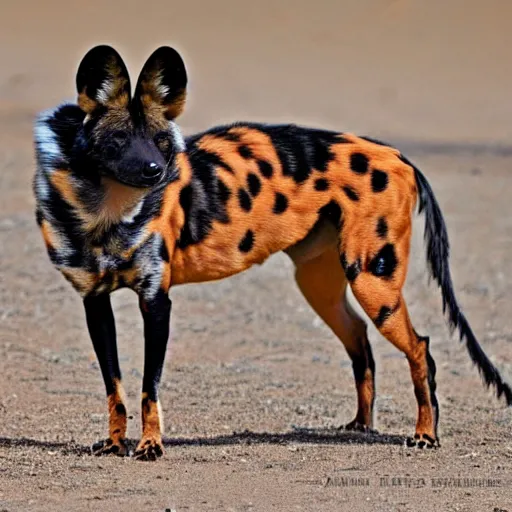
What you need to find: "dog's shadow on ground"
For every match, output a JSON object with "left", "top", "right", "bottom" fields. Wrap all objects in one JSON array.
[{"left": 0, "top": 427, "right": 405, "bottom": 456}]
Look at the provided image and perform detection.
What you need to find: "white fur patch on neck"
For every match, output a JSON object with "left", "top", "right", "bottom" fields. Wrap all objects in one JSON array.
[
  {"left": 34, "top": 107, "right": 65, "bottom": 173},
  {"left": 122, "top": 198, "right": 145, "bottom": 224},
  {"left": 169, "top": 121, "right": 185, "bottom": 152}
]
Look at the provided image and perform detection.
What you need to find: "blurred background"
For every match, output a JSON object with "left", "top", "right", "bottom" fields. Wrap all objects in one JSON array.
[{"left": 1, "top": 0, "right": 512, "bottom": 143}]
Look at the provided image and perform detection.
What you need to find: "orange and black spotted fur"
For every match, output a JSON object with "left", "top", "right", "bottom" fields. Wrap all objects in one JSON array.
[{"left": 33, "top": 45, "right": 512, "bottom": 460}]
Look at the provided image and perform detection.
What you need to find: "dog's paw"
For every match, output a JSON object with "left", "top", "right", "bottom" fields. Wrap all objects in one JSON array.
[
  {"left": 91, "top": 437, "right": 129, "bottom": 456},
  {"left": 344, "top": 419, "right": 376, "bottom": 434},
  {"left": 133, "top": 437, "right": 164, "bottom": 461},
  {"left": 405, "top": 433, "right": 439, "bottom": 449}
]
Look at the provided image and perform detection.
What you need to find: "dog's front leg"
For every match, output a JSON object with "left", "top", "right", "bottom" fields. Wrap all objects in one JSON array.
[
  {"left": 134, "top": 289, "right": 172, "bottom": 461},
  {"left": 83, "top": 293, "right": 128, "bottom": 456}
]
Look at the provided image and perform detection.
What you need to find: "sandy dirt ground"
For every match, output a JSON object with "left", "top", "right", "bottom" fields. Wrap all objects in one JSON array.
[{"left": 1, "top": 1, "right": 512, "bottom": 510}]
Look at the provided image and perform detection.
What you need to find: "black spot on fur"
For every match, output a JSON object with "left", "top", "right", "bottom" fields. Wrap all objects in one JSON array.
[
  {"left": 159, "top": 241, "right": 170, "bottom": 262},
  {"left": 343, "top": 186, "right": 359, "bottom": 201},
  {"left": 223, "top": 132, "right": 241, "bottom": 142},
  {"left": 115, "top": 403, "right": 127, "bottom": 416},
  {"left": 247, "top": 173, "right": 261, "bottom": 197},
  {"left": 376, "top": 217, "right": 388, "bottom": 239},
  {"left": 112, "top": 429, "right": 121, "bottom": 434},
  {"left": 374, "top": 306, "right": 394, "bottom": 328},
  {"left": 273, "top": 192, "right": 288, "bottom": 214},
  {"left": 318, "top": 200, "right": 342, "bottom": 228},
  {"left": 238, "top": 230, "right": 254, "bottom": 253},
  {"left": 238, "top": 145, "right": 253, "bottom": 159},
  {"left": 238, "top": 188, "right": 252, "bottom": 212},
  {"left": 314, "top": 178, "right": 329, "bottom": 191},
  {"left": 350, "top": 153, "right": 369, "bottom": 174},
  {"left": 368, "top": 243, "right": 398, "bottom": 279},
  {"left": 371, "top": 169, "right": 388, "bottom": 192},
  {"left": 340, "top": 253, "right": 362, "bottom": 282},
  {"left": 257, "top": 159, "right": 273, "bottom": 178}
]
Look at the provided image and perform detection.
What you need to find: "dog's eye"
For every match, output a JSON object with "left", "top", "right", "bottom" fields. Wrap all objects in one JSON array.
[
  {"left": 102, "top": 131, "right": 128, "bottom": 159},
  {"left": 111, "top": 130, "right": 128, "bottom": 141},
  {"left": 110, "top": 130, "right": 129, "bottom": 146},
  {"left": 154, "top": 131, "right": 171, "bottom": 153}
]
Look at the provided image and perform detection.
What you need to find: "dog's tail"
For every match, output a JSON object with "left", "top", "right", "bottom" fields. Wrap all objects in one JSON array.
[{"left": 405, "top": 155, "right": 512, "bottom": 405}]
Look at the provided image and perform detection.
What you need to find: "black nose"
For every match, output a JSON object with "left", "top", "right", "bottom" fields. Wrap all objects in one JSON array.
[{"left": 142, "top": 162, "right": 163, "bottom": 180}]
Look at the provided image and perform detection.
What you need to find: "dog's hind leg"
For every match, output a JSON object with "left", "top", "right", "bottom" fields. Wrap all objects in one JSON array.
[
  {"left": 341, "top": 216, "right": 439, "bottom": 447},
  {"left": 292, "top": 246, "right": 376, "bottom": 430},
  {"left": 84, "top": 293, "right": 128, "bottom": 456}
]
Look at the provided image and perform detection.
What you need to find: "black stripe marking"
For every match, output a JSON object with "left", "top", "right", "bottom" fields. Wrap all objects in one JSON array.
[
  {"left": 343, "top": 186, "right": 359, "bottom": 201},
  {"left": 374, "top": 305, "right": 398, "bottom": 328},
  {"left": 310, "top": 133, "right": 339, "bottom": 171},
  {"left": 191, "top": 147, "right": 234, "bottom": 174},
  {"left": 217, "top": 179, "right": 231, "bottom": 204}
]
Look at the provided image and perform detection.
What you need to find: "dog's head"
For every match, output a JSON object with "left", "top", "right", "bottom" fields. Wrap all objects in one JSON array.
[{"left": 74, "top": 45, "right": 187, "bottom": 187}]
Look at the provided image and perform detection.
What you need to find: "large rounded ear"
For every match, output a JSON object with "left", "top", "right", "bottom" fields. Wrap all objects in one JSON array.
[
  {"left": 76, "top": 45, "right": 131, "bottom": 114},
  {"left": 134, "top": 46, "right": 187, "bottom": 120}
]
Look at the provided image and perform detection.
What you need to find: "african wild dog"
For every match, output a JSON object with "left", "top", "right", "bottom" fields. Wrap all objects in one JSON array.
[{"left": 33, "top": 45, "right": 512, "bottom": 460}]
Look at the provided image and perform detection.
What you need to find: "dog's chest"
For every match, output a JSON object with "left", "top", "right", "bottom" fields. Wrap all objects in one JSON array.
[{"left": 59, "top": 232, "right": 165, "bottom": 300}]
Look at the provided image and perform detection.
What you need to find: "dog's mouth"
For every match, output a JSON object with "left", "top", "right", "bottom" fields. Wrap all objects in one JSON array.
[{"left": 100, "top": 167, "right": 167, "bottom": 189}]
